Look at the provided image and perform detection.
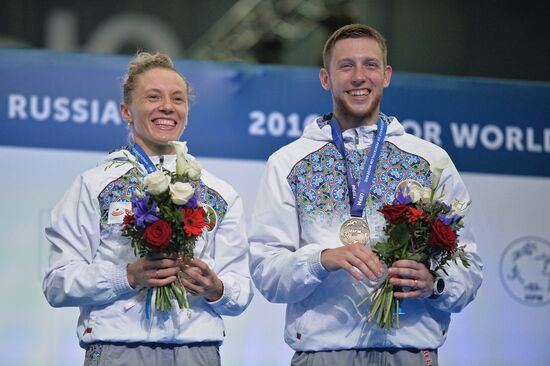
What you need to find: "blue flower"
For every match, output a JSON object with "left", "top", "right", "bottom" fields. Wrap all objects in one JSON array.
[
  {"left": 132, "top": 194, "right": 159, "bottom": 229},
  {"left": 183, "top": 194, "right": 198, "bottom": 209},
  {"left": 437, "top": 202, "right": 461, "bottom": 225},
  {"left": 395, "top": 186, "right": 412, "bottom": 204}
]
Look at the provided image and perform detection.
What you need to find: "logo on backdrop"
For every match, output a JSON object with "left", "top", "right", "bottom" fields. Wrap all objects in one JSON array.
[{"left": 500, "top": 236, "right": 550, "bottom": 306}]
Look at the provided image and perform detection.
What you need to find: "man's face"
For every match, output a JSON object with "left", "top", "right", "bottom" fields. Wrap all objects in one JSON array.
[{"left": 320, "top": 37, "right": 392, "bottom": 127}]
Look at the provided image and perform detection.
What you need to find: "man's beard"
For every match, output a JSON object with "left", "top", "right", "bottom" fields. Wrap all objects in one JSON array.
[{"left": 333, "top": 91, "right": 382, "bottom": 126}]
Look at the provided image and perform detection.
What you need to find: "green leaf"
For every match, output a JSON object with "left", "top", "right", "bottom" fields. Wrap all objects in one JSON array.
[{"left": 392, "top": 223, "right": 410, "bottom": 248}]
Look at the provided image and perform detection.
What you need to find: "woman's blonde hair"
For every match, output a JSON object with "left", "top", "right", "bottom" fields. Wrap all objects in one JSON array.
[{"left": 122, "top": 52, "right": 191, "bottom": 104}]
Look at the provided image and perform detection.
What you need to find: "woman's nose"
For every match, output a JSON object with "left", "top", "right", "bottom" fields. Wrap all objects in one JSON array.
[{"left": 159, "top": 98, "right": 174, "bottom": 113}]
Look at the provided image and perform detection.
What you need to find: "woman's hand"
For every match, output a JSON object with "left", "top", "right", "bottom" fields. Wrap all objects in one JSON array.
[
  {"left": 127, "top": 253, "right": 180, "bottom": 288},
  {"left": 179, "top": 258, "right": 224, "bottom": 302}
]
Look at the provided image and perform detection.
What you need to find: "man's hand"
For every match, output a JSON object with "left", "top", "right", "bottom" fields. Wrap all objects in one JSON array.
[
  {"left": 320, "top": 242, "right": 385, "bottom": 281},
  {"left": 388, "top": 259, "right": 434, "bottom": 299}
]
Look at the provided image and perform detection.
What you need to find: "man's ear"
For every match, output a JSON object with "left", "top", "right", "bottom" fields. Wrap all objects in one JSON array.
[
  {"left": 383, "top": 65, "right": 393, "bottom": 88},
  {"left": 319, "top": 68, "right": 331, "bottom": 91}
]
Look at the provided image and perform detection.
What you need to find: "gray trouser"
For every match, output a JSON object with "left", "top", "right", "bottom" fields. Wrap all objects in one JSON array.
[
  {"left": 84, "top": 342, "right": 220, "bottom": 366},
  {"left": 291, "top": 348, "right": 438, "bottom": 366}
]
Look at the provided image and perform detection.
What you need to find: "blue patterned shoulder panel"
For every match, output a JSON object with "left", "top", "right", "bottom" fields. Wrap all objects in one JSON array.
[
  {"left": 98, "top": 168, "right": 141, "bottom": 224},
  {"left": 287, "top": 141, "right": 433, "bottom": 224},
  {"left": 97, "top": 168, "right": 228, "bottom": 225},
  {"left": 194, "top": 180, "right": 228, "bottom": 223}
]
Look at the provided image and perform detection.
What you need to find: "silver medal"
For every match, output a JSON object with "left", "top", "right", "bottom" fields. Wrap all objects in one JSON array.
[{"left": 339, "top": 217, "right": 370, "bottom": 246}]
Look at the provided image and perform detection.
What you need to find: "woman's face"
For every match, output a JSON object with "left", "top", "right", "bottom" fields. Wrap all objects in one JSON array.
[{"left": 121, "top": 67, "right": 189, "bottom": 156}]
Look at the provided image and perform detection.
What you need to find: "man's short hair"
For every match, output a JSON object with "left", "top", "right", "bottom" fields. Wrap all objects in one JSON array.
[{"left": 322, "top": 24, "right": 388, "bottom": 69}]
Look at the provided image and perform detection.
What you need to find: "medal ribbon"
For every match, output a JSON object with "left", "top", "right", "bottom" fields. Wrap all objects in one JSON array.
[
  {"left": 127, "top": 144, "right": 160, "bottom": 320},
  {"left": 129, "top": 143, "right": 157, "bottom": 174},
  {"left": 330, "top": 114, "right": 388, "bottom": 218}
]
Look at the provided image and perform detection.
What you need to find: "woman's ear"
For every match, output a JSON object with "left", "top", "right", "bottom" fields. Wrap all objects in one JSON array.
[{"left": 120, "top": 103, "right": 132, "bottom": 125}]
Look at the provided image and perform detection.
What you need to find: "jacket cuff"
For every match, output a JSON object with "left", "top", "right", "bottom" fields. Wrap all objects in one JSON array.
[
  {"left": 112, "top": 264, "right": 134, "bottom": 295},
  {"left": 206, "top": 279, "right": 232, "bottom": 308},
  {"left": 307, "top": 250, "right": 329, "bottom": 280}
]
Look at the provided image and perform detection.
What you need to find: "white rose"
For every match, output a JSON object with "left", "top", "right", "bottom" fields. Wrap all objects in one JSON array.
[
  {"left": 143, "top": 171, "right": 171, "bottom": 195},
  {"left": 398, "top": 180, "right": 429, "bottom": 203},
  {"left": 169, "top": 140, "right": 189, "bottom": 176},
  {"left": 407, "top": 183, "right": 425, "bottom": 203},
  {"left": 431, "top": 156, "right": 451, "bottom": 190},
  {"left": 185, "top": 159, "right": 202, "bottom": 181},
  {"left": 170, "top": 182, "right": 195, "bottom": 205}
]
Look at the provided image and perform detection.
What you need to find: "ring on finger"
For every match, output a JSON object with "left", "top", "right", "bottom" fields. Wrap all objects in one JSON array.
[{"left": 413, "top": 279, "right": 418, "bottom": 289}]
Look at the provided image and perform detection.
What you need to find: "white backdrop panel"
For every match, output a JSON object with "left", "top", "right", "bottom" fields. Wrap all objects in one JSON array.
[{"left": 0, "top": 146, "right": 549, "bottom": 365}]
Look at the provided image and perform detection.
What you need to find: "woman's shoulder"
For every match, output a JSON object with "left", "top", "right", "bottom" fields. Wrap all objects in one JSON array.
[
  {"left": 75, "top": 150, "right": 136, "bottom": 193},
  {"left": 199, "top": 168, "right": 238, "bottom": 201}
]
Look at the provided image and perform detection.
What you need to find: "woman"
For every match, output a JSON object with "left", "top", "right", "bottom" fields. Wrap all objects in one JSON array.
[{"left": 43, "top": 52, "right": 253, "bottom": 366}]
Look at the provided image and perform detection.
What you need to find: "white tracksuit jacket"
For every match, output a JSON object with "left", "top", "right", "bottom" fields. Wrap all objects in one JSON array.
[
  {"left": 249, "top": 114, "right": 483, "bottom": 351},
  {"left": 43, "top": 150, "right": 253, "bottom": 347}
]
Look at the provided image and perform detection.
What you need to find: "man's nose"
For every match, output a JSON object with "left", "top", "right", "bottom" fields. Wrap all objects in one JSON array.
[{"left": 351, "top": 69, "right": 366, "bottom": 86}]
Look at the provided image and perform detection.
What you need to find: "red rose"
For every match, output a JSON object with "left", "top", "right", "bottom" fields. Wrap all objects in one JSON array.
[
  {"left": 429, "top": 219, "right": 457, "bottom": 251},
  {"left": 380, "top": 204, "right": 409, "bottom": 224},
  {"left": 143, "top": 220, "right": 172, "bottom": 249},
  {"left": 182, "top": 207, "right": 206, "bottom": 237}
]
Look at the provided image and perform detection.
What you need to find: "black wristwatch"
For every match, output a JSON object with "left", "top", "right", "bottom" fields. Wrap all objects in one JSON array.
[{"left": 430, "top": 277, "right": 445, "bottom": 298}]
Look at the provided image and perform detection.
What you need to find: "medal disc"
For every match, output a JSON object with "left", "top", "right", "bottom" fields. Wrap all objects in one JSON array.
[{"left": 339, "top": 218, "right": 370, "bottom": 245}]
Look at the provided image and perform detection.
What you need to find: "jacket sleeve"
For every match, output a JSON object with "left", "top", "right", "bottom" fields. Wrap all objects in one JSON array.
[
  {"left": 207, "top": 193, "right": 254, "bottom": 316},
  {"left": 42, "top": 175, "right": 134, "bottom": 308},
  {"left": 428, "top": 159, "right": 483, "bottom": 313},
  {"left": 248, "top": 155, "right": 330, "bottom": 304}
]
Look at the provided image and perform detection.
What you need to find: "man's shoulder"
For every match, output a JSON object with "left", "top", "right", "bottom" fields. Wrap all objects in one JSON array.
[
  {"left": 269, "top": 137, "right": 327, "bottom": 163},
  {"left": 388, "top": 132, "right": 449, "bottom": 161}
]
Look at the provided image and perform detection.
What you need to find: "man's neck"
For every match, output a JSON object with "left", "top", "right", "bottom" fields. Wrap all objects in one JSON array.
[{"left": 334, "top": 113, "right": 378, "bottom": 132}]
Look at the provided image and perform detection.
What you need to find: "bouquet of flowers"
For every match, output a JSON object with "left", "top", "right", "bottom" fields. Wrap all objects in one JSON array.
[
  {"left": 121, "top": 141, "right": 206, "bottom": 317},
  {"left": 357, "top": 158, "right": 470, "bottom": 329}
]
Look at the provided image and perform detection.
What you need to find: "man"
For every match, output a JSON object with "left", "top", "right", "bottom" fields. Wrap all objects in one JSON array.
[{"left": 248, "top": 24, "right": 482, "bottom": 366}]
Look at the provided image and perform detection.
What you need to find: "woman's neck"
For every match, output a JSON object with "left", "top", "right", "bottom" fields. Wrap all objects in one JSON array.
[{"left": 132, "top": 140, "right": 175, "bottom": 157}]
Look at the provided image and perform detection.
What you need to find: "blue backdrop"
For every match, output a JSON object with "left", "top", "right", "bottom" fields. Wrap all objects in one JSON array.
[{"left": 1, "top": 49, "right": 549, "bottom": 176}]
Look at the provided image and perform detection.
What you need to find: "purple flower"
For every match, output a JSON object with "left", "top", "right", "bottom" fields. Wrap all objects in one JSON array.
[
  {"left": 132, "top": 194, "right": 159, "bottom": 229},
  {"left": 438, "top": 213, "right": 454, "bottom": 225},
  {"left": 395, "top": 186, "right": 412, "bottom": 205},
  {"left": 437, "top": 201, "right": 461, "bottom": 225},
  {"left": 183, "top": 194, "right": 198, "bottom": 209}
]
